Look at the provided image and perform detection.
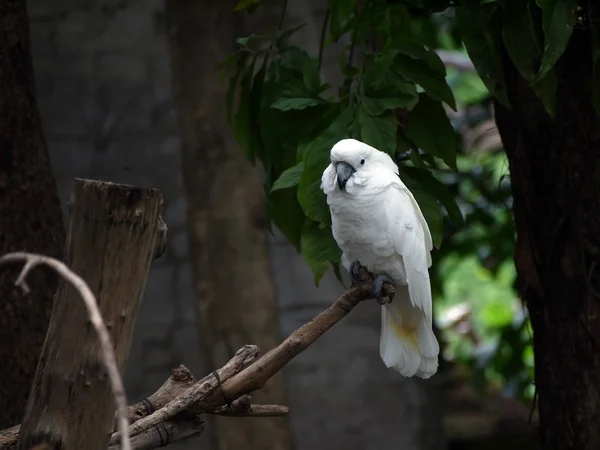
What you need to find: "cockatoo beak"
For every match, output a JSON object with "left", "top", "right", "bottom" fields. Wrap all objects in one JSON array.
[{"left": 336, "top": 161, "right": 355, "bottom": 191}]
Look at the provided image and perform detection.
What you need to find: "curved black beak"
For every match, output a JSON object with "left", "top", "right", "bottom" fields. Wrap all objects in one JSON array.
[{"left": 336, "top": 161, "right": 356, "bottom": 191}]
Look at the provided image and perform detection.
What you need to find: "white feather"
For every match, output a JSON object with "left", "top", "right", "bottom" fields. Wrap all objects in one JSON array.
[{"left": 321, "top": 138, "right": 440, "bottom": 379}]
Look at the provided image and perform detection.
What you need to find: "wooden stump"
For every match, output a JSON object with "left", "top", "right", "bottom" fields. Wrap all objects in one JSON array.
[{"left": 16, "top": 179, "right": 166, "bottom": 450}]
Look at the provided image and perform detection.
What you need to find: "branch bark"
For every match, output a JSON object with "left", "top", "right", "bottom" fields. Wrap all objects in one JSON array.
[
  {"left": 111, "top": 268, "right": 393, "bottom": 444},
  {"left": 14, "top": 179, "right": 165, "bottom": 450},
  {"left": 4, "top": 267, "right": 384, "bottom": 449},
  {"left": 2, "top": 356, "right": 288, "bottom": 450}
]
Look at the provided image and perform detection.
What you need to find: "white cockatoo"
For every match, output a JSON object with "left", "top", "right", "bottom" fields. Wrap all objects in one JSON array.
[{"left": 320, "top": 138, "right": 439, "bottom": 379}]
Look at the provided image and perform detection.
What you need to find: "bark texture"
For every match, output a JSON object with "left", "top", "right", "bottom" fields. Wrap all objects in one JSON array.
[
  {"left": 164, "top": 1, "right": 294, "bottom": 450},
  {"left": 17, "top": 179, "right": 165, "bottom": 450},
  {"left": 0, "top": 0, "right": 66, "bottom": 429},
  {"left": 494, "top": 26, "right": 600, "bottom": 450}
]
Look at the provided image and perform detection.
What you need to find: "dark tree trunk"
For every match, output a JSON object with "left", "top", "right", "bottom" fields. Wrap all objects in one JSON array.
[
  {"left": 494, "top": 27, "right": 600, "bottom": 450},
  {"left": 164, "top": 1, "right": 294, "bottom": 450},
  {"left": 0, "top": 0, "right": 66, "bottom": 428}
]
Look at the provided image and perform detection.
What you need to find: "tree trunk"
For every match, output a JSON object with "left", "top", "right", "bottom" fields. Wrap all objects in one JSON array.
[
  {"left": 164, "top": 2, "right": 294, "bottom": 450},
  {"left": 17, "top": 179, "right": 165, "bottom": 450},
  {"left": 0, "top": 0, "right": 66, "bottom": 429},
  {"left": 493, "top": 28, "right": 600, "bottom": 449}
]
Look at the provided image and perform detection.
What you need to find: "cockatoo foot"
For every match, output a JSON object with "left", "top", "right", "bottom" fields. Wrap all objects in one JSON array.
[
  {"left": 349, "top": 260, "right": 363, "bottom": 285},
  {"left": 373, "top": 274, "right": 395, "bottom": 305}
]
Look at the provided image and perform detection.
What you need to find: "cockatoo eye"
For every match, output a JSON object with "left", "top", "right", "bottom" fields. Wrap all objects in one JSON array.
[{"left": 360, "top": 158, "right": 365, "bottom": 165}]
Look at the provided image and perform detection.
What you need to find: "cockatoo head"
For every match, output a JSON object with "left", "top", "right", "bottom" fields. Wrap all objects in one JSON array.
[{"left": 321, "top": 138, "right": 398, "bottom": 194}]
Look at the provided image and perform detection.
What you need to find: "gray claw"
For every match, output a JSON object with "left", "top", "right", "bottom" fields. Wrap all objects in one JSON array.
[
  {"left": 374, "top": 274, "right": 395, "bottom": 305},
  {"left": 349, "top": 260, "right": 363, "bottom": 285}
]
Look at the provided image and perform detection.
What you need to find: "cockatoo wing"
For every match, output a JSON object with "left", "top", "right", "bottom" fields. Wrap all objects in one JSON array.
[{"left": 384, "top": 182, "right": 434, "bottom": 326}]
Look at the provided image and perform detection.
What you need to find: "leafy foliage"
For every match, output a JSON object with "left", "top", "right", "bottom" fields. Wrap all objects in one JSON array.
[
  {"left": 225, "top": 0, "right": 585, "bottom": 398},
  {"left": 224, "top": 0, "right": 466, "bottom": 283},
  {"left": 456, "top": 0, "right": 579, "bottom": 116}
]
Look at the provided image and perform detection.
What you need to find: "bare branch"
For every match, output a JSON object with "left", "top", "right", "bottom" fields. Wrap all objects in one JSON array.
[
  {"left": 2, "top": 257, "right": 387, "bottom": 450},
  {"left": 111, "top": 268, "right": 392, "bottom": 444},
  {"left": 213, "top": 267, "right": 393, "bottom": 404},
  {"left": 109, "top": 345, "right": 260, "bottom": 444},
  {"left": 2, "top": 364, "right": 286, "bottom": 450},
  {"left": 0, "top": 252, "right": 131, "bottom": 450},
  {"left": 107, "top": 416, "right": 204, "bottom": 450},
  {"left": 211, "top": 404, "right": 289, "bottom": 417},
  {"left": 124, "top": 365, "right": 197, "bottom": 426}
]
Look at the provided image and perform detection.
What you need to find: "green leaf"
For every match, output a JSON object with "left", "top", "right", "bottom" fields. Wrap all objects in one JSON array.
[
  {"left": 456, "top": 3, "right": 510, "bottom": 107},
  {"left": 233, "top": 56, "right": 257, "bottom": 161},
  {"left": 328, "top": 0, "right": 355, "bottom": 40},
  {"left": 298, "top": 107, "right": 354, "bottom": 223},
  {"left": 234, "top": 0, "right": 263, "bottom": 11},
  {"left": 365, "top": 70, "right": 419, "bottom": 107},
  {"left": 358, "top": 108, "right": 397, "bottom": 156},
  {"left": 361, "top": 95, "right": 418, "bottom": 115},
  {"left": 226, "top": 54, "right": 247, "bottom": 126},
  {"left": 480, "top": 301, "right": 514, "bottom": 328},
  {"left": 271, "top": 81, "right": 323, "bottom": 111},
  {"left": 280, "top": 46, "right": 311, "bottom": 74},
  {"left": 271, "top": 162, "right": 304, "bottom": 192},
  {"left": 500, "top": 0, "right": 541, "bottom": 81},
  {"left": 302, "top": 57, "right": 321, "bottom": 95},
  {"left": 531, "top": 67, "right": 557, "bottom": 116},
  {"left": 528, "top": 0, "right": 545, "bottom": 52},
  {"left": 532, "top": 0, "right": 577, "bottom": 84},
  {"left": 272, "top": 97, "right": 322, "bottom": 111},
  {"left": 395, "top": 42, "right": 447, "bottom": 76},
  {"left": 401, "top": 166, "right": 463, "bottom": 225},
  {"left": 403, "top": 94, "right": 458, "bottom": 169},
  {"left": 363, "top": 49, "right": 400, "bottom": 88},
  {"left": 301, "top": 220, "right": 342, "bottom": 285},
  {"left": 268, "top": 188, "right": 305, "bottom": 251},
  {"left": 393, "top": 53, "right": 457, "bottom": 111},
  {"left": 247, "top": 56, "right": 269, "bottom": 163}
]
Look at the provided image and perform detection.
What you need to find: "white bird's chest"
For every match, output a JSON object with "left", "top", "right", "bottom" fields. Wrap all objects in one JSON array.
[{"left": 328, "top": 194, "right": 407, "bottom": 281}]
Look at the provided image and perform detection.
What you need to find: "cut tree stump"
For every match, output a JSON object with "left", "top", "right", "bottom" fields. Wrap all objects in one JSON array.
[{"left": 16, "top": 179, "right": 166, "bottom": 450}]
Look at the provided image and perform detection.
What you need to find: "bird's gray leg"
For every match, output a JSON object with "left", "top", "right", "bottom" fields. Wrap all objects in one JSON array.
[
  {"left": 374, "top": 274, "right": 395, "bottom": 305},
  {"left": 349, "top": 260, "right": 363, "bottom": 285}
]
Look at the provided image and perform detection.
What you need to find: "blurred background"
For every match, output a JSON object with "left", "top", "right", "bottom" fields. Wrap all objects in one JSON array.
[{"left": 25, "top": 1, "right": 535, "bottom": 449}]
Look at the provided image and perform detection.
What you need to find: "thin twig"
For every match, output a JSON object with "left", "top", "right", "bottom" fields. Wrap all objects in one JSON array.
[
  {"left": 0, "top": 252, "right": 131, "bottom": 450},
  {"left": 317, "top": 10, "right": 330, "bottom": 71},
  {"left": 211, "top": 404, "right": 289, "bottom": 417},
  {"left": 277, "top": 0, "right": 288, "bottom": 29}
]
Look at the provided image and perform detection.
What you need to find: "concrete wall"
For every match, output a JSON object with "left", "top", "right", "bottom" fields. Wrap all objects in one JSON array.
[{"left": 28, "top": 1, "right": 445, "bottom": 449}]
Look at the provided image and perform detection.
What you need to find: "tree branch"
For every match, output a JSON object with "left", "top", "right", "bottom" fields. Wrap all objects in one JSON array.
[
  {"left": 107, "top": 417, "right": 204, "bottom": 450},
  {"left": 0, "top": 252, "right": 131, "bottom": 450},
  {"left": 2, "top": 260, "right": 387, "bottom": 450},
  {"left": 214, "top": 267, "right": 394, "bottom": 403},
  {"left": 110, "top": 267, "right": 393, "bottom": 444},
  {"left": 1, "top": 361, "right": 288, "bottom": 450}
]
